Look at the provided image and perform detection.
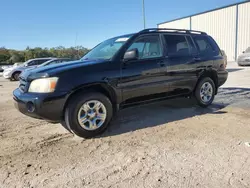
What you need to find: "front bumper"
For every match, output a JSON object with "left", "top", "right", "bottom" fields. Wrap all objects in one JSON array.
[
  {"left": 237, "top": 60, "right": 250, "bottom": 66},
  {"left": 13, "top": 89, "right": 68, "bottom": 121},
  {"left": 3, "top": 71, "right": 11, "bottom": 79}
]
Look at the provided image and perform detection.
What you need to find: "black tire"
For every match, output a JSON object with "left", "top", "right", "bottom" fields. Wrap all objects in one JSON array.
[
  {"left": 13, "top": 72, "right": 21, "bottom": 81},
  {"left": 195, "top": 77, "right": 215, "bottom": 108},
  {"left": 63, "top": 92, "right": 113, "bottom": 138}
]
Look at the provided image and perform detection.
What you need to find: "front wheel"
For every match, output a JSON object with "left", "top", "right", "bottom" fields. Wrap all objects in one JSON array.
[
  {"left": 195, "top": 77, "right": 215, "bottom": 107},
  {"left": 13, "top": 72, "right": 21, "bottom": 81},
  {"left": 63, "top": 92, "right": 113, "bottom": 138}
]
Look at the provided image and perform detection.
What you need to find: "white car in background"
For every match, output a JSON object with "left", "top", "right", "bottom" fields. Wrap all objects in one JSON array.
[
  {"left": 3, "top": 58, "right": 53, "bottom": 81},
  {"left": 237, "top": 47, "right": 250, "bottom": 66},
  {"left": 0, "top": 63, "right": 20, "bottom": 72}
]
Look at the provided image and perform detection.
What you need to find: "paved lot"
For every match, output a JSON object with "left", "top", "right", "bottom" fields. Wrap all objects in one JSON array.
[{"left": 0, "top": 62, "right": 250, "bottom": 188}]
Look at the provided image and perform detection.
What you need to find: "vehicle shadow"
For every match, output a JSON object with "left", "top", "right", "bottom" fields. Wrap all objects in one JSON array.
[
  {"left": 102, "top": 87, "right": 250, "bottom": 137},
  {"left": 226, "top": 68, "right": 243, "bottom": 73}
]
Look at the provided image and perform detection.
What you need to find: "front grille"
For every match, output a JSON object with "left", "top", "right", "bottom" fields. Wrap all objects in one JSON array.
[{"left": 19, "top": 76, "right": 29, "bottom": 93}]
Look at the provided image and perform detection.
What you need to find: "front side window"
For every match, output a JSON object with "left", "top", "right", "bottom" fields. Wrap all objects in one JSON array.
[
  {"left": 27, "top": 60, "right": 35, "bottom": 66},
  {"left": 127, "top": 35, "right": 162, "bottom": 59},
  {"left": 29, "top": 59, "right": 49, "bottom": 66},
  {"left": 164, "top": 35, "right": 190, "bottom": 56},
  {"left": 82, "top": 35, "right": 133, "bottom": 60}
]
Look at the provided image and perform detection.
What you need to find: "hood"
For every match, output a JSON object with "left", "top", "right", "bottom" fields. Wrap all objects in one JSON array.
[
  {"left": 2, "top": 65, "right": 13, "bottom": 70},
  {"left": 20, "top": 59, "right": 107, "bottom": 81},
  {"left": 4, "top": 67, "right": 15, "bottom": 72}
]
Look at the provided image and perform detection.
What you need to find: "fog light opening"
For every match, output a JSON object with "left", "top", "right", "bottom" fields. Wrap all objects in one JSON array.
[{"left": 26, "top": 102, "right": 35, "bottom": 112}]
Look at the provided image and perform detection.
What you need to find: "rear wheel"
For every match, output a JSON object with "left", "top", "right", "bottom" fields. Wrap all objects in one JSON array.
[
  {"left": 13, "top": 72, "right": 21, "bottom": 81},
  {"left": 63, "top": 92, "right": 113, "bottom": 138},
  {"left": 195, "top": 77, "right": 215, "bottom": 107}
]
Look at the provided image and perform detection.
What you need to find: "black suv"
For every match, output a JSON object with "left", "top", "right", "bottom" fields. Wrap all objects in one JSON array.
[{"left": 13, "top": 28, "right": 228, "bottom": 138}]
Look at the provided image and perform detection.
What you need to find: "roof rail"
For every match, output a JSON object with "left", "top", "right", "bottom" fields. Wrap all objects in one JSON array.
[{"left": 139, "top": 28, "right": 207, "bottom": 35}]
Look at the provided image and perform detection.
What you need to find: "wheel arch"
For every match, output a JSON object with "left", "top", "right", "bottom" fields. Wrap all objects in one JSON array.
[
  {"left": 11, "top": 71, "right": 22, "bottom": 79},
  {"left": 63, "top": 82, "right": 119, "bottom": 117},
  {"left": 196, "top": 69, "right": 218, "bottom": 94}
]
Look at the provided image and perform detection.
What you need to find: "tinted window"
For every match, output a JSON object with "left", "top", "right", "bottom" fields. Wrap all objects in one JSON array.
[
  {"left": 39, "top": 59, "right": 50, "bottom": 64},
  {"left": 186, "top": 36, "right": 197, "bottom": 54},
  {"left": 127, "top": 35, "right": 162, "bottom": 59},
  {"left": 193, "top": 36, "right": 214, "bottom": 55},
  {"left": 164, "top": 35, "right": 190, "bottom": 56},
  {"left": 27, "top": 60, "right": 35, "bottom": 66},
  {"left": 29, "top": 59, "right": 49, "bottom": 66}
]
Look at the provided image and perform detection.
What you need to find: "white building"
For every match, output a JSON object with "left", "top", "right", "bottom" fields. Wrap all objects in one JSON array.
[{"left": 158, "top": 1, "right": 250, "bottom": 61}]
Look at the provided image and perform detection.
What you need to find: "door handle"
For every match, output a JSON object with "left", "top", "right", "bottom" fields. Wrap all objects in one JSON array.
[
  {"left": 193, "top": 57, "right": 201, "bottom": 61},
  {"left": 158, "top": 61, "right": 166, "bottom": 67}
]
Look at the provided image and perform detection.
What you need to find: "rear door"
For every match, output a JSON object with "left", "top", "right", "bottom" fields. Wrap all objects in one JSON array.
[
  {"left": 163, "top": 34, "right": 198, "bottom": 94},
  {"left": 120, "top": 34, "right": 166, "bottom": 103},
  {"left": 192, "top": 35, "right": 223, "bottom": 69}
]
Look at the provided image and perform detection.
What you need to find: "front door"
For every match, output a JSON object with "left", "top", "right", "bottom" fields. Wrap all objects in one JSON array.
[{"left": 119, "top": 34, "right": 166, "bottom": 103}]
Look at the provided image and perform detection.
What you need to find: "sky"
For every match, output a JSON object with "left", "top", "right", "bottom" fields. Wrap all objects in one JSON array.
[{"left": 0, "top": 0, "right": 242, "bottom": 50}]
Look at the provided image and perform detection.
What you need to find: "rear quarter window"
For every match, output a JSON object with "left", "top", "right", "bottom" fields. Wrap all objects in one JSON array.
[{"left": 193, "top": 35, "right": 220, "bottom": 56}]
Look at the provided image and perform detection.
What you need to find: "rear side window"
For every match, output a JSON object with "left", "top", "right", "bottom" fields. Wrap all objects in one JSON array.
[
  {"left": 186, "top": 36, "right": 197, "bottom": 54},
  {"left": 164, "top": 35, "right": 190, "bottom": 56},
  {"left": 193, "top": 35, "right": 219, "bottom": 56}
]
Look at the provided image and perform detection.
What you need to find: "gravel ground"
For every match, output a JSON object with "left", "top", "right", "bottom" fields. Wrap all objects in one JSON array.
[{"left": 0, "top": 62, "right": 250, "bottom": 188}]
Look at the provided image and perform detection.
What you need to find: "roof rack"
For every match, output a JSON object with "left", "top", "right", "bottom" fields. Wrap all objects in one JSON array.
[{"left": 139, "top": 28, "right": 207, "bottom": 35}]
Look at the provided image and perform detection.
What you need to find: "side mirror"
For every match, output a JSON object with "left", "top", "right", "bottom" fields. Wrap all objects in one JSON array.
[{"left": 123, "top": 48, "right": 139, "bottom": 61}]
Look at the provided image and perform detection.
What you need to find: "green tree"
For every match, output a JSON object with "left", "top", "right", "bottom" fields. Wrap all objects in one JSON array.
[
  {"left": 0, "top": 46, "right": 90, "bottom": 64},
  {"left": 0, "top": 47, "right": 11, "bottom": 63},
  {"left": 8, "top": 50, "right": 25, "bottom": 63}
]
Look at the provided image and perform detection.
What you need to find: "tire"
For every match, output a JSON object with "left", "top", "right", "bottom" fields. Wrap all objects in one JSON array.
[
  {"left": 195, "top": 77, "right": 215, "bottom": 108},
  {"left": 13, "top": 72, "right": 21, "bottom": 81},
  {"left": 63, "top": 92, "right": 113, "bottom": 138}
]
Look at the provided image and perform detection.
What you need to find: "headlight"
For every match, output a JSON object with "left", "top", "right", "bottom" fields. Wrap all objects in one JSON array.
[
  {"left": 28, "top": 77, "right": 58, "bottom": 93},
  {"left": 4, "top": 70, "right": 11, "bottom": 74}
]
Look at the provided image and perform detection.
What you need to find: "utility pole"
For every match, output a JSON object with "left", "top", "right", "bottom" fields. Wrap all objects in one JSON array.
[
  {"left": 75, "top": 32, "right": 79, "bottom": 59},
  {"left": 142, "top": 0, "right": 146, "bottom": 29},
  {"left": 75, "top": 32, "right": 78, "bottom": 48}
]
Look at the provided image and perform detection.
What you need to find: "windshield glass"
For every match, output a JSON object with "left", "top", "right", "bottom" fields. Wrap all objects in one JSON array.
[
  {"left": 23, "top": 60, "right": 31, "bottom": 66},
  {"left": 81, "top": 35, "right": 133, "bottom": 60},
  {"left": 245, "top": 47, "right": 250, "bottom": 53}
]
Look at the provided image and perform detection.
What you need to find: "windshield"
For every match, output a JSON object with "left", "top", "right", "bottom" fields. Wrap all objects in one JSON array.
[
  {"left": 23, "top": 60, "right": 31, "bottom": 66},
  {"left": 81, "top": 35, "right": 133, "bottom": 60},
  {"left": 245, "top": 47, "right": 250, "bottom": 53}
]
